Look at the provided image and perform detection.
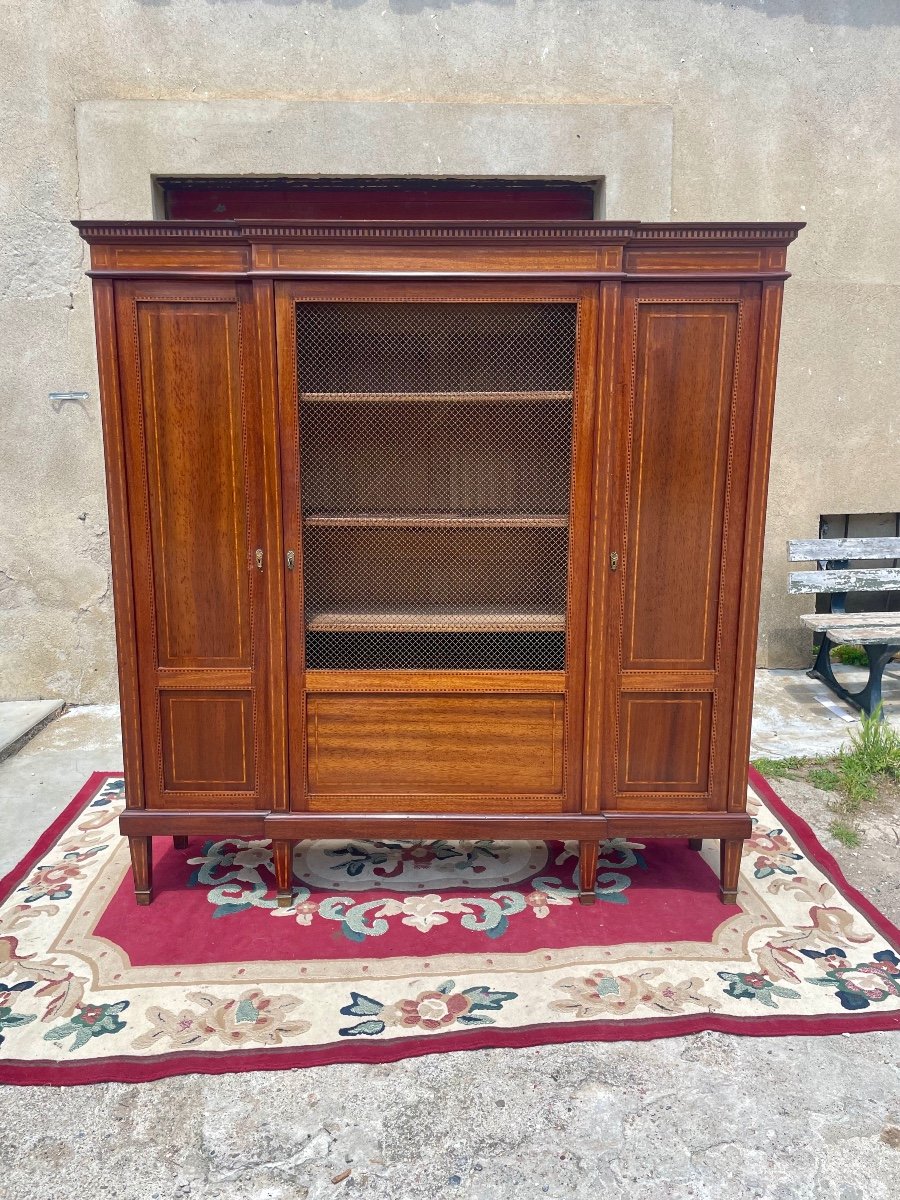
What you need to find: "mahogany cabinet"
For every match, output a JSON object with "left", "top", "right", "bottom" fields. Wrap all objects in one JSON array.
[{"left": 76, "top": 218, "right": 802, "bottom": 908}]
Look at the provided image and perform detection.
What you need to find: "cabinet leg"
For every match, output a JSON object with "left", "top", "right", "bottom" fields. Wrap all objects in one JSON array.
[
  {"left": 578, "top": 840, "right": 598, "bottom": 905},
  {"left": 173, "top": 835, "right": 189, "bottom": 850},
  {"left": 688, "top": 838, "right": 703, "bottom": 851},
  {"left": 129, "top": 836, "right": 153, "bottom": 906},
  {"left": 273, "top": 841, "right": 295, "bottom": 908},
  {"left": 719, "top": 838, "right": 743, "bottom": 905}
]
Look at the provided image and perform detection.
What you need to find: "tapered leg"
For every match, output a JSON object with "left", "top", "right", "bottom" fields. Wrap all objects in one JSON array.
[
  {"left": 719, "top": 838, "right": 743, "bottom": 905},
  {"left": 173, "top": 835, "right": 189, "bottom": 850},
  {"left": 273, "top": 840, "right": 295, "bottom": 908},
  {"left": 688, "top": 838, "right": 703, "bottom": 851},
  {"left": 129, "top": 835, "right": 153, "bottom": 906},
  {"left": 578, "top": 840, "right": 598, "bottom": 905}
]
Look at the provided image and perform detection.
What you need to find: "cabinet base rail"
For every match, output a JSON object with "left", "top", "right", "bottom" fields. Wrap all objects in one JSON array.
[{"left": 119, "top": 809, "right": 751, "bottom": 908}]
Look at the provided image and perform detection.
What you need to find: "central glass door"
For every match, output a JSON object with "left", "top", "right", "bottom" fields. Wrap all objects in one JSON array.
[
  {"left": 276, "top": 280, "right": 598, "bottom": 813},
  {"left": 295, "top": 299, "right": 578, "bottom": 673}
]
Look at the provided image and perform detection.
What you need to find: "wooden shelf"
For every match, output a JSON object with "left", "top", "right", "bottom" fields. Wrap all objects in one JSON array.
[
  {"left": 304, "top": 513, "right": 569, "bottom": 529},
  {"left": 307, "top": 611, "right": 566, "bottom": 633},
  {"left": 302, "top": 390, "right": 573, "bottom": 404}
]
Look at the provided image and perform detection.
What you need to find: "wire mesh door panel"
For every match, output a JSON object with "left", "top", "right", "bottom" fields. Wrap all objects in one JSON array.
[{"left": 296, "top": 299, "right": 579, "bottom": 673}]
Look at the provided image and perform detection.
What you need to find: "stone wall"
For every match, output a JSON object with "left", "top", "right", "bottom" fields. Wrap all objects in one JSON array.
[{"left": 2, "top": 0, "right": 897, "bottom": 701}]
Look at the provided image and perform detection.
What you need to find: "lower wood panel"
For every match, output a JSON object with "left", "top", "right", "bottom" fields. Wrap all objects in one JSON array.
[
  {"left": 617, "top": 691, "right": 713, "bottom": 795},
  {"left": 305, "top": 692, "right": 565, "bottom": 800},
  {"left": 159, "top": 690, "right": 255, "bottom": 793}
]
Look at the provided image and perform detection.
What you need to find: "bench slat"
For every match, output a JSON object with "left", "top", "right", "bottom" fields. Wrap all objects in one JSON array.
[
  {"left": 822, "top": 628, "right": 900, "bottom": 646},
  {"left": 788, "top": 537, "right": 900, "bottom": 562},
  {"left": 798, "top": 613, "right": 900, "bottom": 644},
  {"left": 800, "top": 613, "right": 900, "bottom": 630},
  {"left": 788, "top": 567, "right": 900, "bottom": 594}
]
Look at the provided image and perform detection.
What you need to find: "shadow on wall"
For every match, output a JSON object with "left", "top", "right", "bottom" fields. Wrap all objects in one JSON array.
[{"left": 135, "top": 0, "right": 899, "bottom": 25}]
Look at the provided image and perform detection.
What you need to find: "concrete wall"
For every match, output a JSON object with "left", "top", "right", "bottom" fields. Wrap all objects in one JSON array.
[{"left": 2, "top": 0, "right": 898, "bottom": 702}]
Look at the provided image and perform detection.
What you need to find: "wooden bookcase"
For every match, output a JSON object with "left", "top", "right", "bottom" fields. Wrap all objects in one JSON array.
[{"left": 76, "top": 218, "right": 803, "bottom": 908}]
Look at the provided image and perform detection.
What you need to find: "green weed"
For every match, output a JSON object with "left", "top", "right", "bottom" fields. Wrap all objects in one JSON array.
[
  {"left": 830, "top": 644, "right": 869, "bottom": 668},
  {"left": 840, "top": 705, "right": 900, "bottom": 779},
  {"left": 808, "top": 766, "right": 841, "bottom": 792},
  {"left": 836, "top": 757, "right": 876, "bottom": 808},
  {"left": 828, "top": 818, "right": 862, "bottom": 848},
  {"left": 825, "top": 706, "right": 900, "bottom": 833},
  {"left": 750, "top": 755, "right": 806, "bottom": 780},
  {"left": 754, "top": 713, "right": 900, "bottom": 846}
]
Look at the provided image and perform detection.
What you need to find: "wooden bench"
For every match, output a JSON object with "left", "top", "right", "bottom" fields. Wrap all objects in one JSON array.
[{"left": 788, "top": 537, "right": 900, "bottom": 717}]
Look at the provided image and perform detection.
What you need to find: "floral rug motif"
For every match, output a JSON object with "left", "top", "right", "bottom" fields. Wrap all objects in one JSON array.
[{"left": 1, "top": 770, "right": 898, "bottom": 1085}]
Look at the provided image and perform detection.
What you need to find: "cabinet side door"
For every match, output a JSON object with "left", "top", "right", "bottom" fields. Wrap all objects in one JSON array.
[
  {"left": 603, "top": 282, "right": 761, "bottom": 812},
  {"left": 114, "top": 280, "right": 273, "bottom": 809}
]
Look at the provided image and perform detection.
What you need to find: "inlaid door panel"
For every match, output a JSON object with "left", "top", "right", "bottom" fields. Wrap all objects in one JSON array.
[
  {"left": 159, "top": 690, "right": 255, "bottom": 793},
  {"left": 617, "top": 692, "right": 713, "bottom": 794},
  {"left": 596, "top": 282, "right": 761, "bottom": 811},
  {"left": 114, "top": 280, "right": 276, "bottom": 809},
  {"left": 136, "top": 299, "right": 250, "bottom": 669},
  {"left": 622, "top": 301, "right": 738, "bottom": 672}
]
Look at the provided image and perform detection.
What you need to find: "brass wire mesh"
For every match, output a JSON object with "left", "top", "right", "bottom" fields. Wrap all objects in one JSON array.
[{"left": 297, "top": 301, "right": 577, "bottom": 670}]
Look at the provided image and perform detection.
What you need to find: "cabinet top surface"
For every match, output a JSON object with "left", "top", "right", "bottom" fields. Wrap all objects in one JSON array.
[{"left": 74, "top": 218, "right": 805, "bottom": 246}]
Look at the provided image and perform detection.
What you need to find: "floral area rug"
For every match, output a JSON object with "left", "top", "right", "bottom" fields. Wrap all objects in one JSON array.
[{"left": 1, "top": 770, "right": 898, "bottom": 1084}]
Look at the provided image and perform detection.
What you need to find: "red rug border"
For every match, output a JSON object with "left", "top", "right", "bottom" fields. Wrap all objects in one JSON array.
[
  {"left": 1, "top": 767, "right": 897, "bottom": 1087},
  {"left": 745, "top": 765, "right": 900, "bottom": 954}
]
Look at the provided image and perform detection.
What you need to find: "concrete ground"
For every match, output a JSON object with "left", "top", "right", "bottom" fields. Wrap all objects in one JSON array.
[
  {"left": 1, "top": 672, "right": 898, "bottom": 1200},
  {"left": 0, "top": 698, "right": 64, "bottom": 762},
  {"left": 750, "top": 663, "right": 900, "bottom": 760}
]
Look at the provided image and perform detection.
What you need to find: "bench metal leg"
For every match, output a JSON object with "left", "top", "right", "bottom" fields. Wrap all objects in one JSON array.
[{"left": 808, "top": 636, "right": 899, "bottom": 719}]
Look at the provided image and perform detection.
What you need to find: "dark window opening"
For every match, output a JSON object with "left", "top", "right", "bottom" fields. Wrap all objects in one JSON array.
[
  {"left": 817, "top": 511, "right": 900, "bottom": 617},
  {"left": 159, "top": 177, "right": 599, "bottom": 222}
]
